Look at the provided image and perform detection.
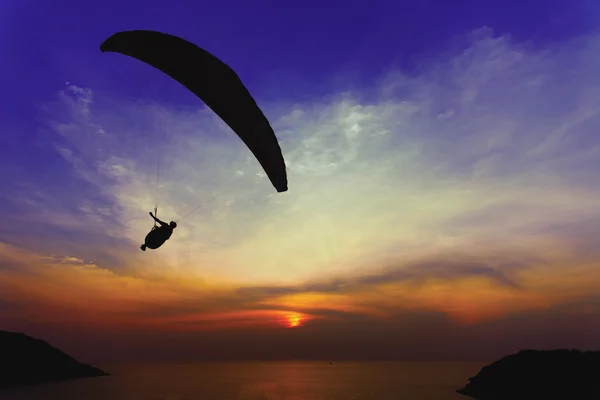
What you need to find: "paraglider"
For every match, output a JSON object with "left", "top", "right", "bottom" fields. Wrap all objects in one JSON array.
[
  {"left": 140, "top": 211, "right": 177, "bottom": 251},
  {"left": 100, "top": 30, "right": 287, "bottom": 192},
  {"left": 99, "top": 30, "right": 288, "bottom": 251}
]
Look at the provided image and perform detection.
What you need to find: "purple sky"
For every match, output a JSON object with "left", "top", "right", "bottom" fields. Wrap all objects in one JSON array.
[
  {"left": 2, "top": 0, "right": 600, "bottom": 363},
  {"left": 3, "top": 0, "right": 596, "bottom": 111},
  {"left": 2, "top": 0, "right": 597, "bottom": 243}
]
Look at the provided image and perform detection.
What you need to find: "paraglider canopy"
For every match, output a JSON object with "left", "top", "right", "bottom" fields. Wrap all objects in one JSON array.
[{"left": 100, "top": 30, "right": 288, "bottom": 193}]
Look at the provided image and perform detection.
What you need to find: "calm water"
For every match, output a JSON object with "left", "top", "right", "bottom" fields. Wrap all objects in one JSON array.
[{"left": 0, "top": 361, "right": 483, "bottom": 400}]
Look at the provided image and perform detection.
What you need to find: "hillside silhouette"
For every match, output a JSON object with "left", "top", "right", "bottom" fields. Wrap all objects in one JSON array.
[
  {"left": 457, "top": 349, "right": 600, "bottom": 399},
  {"left": 0, "top": 331, "right": 108, "bottom": 390}
]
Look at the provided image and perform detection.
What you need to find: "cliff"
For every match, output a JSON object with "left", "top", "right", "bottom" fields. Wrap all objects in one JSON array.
[
  {"left": 457, "top": 349, "right": 600, "bottom": 399},
  {"left": 0, "top": 331, "right": 108, "bottom": 390}
]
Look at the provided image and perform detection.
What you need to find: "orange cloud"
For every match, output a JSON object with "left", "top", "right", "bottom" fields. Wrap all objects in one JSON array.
[{"left": 3, "top": 240, "right": 600, "bottom": 337}]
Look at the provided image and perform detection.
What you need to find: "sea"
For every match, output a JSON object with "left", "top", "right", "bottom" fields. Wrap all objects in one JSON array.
[{"left": 0, "top": 361, "right": 484, "bottom": 400}]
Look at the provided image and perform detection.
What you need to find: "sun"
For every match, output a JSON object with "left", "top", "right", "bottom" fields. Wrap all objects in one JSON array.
[{"left": 286, "top": 313, "right": 302, "bottom": 328}]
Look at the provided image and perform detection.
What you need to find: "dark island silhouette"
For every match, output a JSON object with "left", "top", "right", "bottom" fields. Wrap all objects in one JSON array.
[
  {"left": 457, "top": 349, "right": 600, "bottom": 399},
  {"left": 0, "top": 331, "right": 108, "bottom": 390}
]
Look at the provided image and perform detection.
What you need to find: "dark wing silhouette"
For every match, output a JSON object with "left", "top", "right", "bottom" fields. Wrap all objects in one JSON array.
[{"left": 100, "top": 30, "right": 288, "bottom": 192}]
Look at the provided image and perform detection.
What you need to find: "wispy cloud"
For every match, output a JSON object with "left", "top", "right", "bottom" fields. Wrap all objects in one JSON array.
[{"left": 2, "top": 28, "right": 600, "bottom": 351}]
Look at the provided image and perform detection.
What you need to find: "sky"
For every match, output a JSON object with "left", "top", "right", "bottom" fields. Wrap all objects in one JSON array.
[{"left": 1, "top": 0, "right": 600, "bottom": 364}]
